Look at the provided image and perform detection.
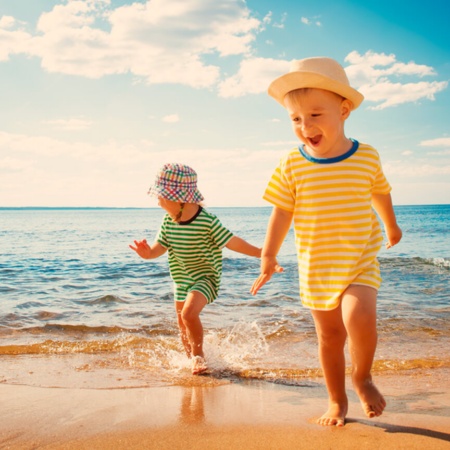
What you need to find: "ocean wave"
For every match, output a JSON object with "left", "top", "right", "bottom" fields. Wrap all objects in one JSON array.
[
  {"left": 232, "top": 357, "right": 450, "bottom": 386},
  {"left": 0, "top": 317, "right": 449, "bottom": 389},
  {"left": 424, "top": 257, "right": 450, "bottom": 269},
  {"left": 88, "top": 294, "right": 129, "bottom": 304},
  {"left": 379, "top": 256, "right": 449, "bottom": 268}
]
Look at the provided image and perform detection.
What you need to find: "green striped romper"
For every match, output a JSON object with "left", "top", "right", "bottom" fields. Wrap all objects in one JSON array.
[{"left": 157, "top": 207, "right": 234, "bottom": 303}]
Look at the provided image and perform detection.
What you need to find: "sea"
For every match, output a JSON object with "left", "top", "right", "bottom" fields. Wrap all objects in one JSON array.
[{"left": 0, "top": 205, "right": 449, "bottom": 389}]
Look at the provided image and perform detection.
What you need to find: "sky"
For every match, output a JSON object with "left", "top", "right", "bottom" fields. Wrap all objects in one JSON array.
[{"left": 0, "top": 0, "right": 449, "bottom": 207}]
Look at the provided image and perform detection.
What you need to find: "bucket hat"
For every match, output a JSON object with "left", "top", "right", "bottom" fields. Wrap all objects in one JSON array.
[
  {"left": 268, "top": 57, "right": 364, "bottom": 110},
  {"left": 148, "top": 163, "right": 204, "bottom": 203}
]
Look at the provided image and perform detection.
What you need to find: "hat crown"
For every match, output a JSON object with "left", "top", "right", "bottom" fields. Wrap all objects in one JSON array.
[
  {"left": 289, "top": 57, "right": 350, "bottom": 86},
  {"left": 156, "top": 163, "right": 198, "bottom": 188},
  {"left": 268, "top": 56, "right": 363, "bottom": 110},
  {"left": 148, "top": 163, "right": 204, "bottom": 203}
]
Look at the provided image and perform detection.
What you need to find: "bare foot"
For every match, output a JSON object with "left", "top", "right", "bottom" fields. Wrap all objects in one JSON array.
[
  {"left": 354, "top": 378, "right": 386, "bottom": 418},
  {"left": 191, "top": 356, "right": 207, "bottom": 375},
  {"left": 317, "top": 401, "right": 348, "bottom": 427}
]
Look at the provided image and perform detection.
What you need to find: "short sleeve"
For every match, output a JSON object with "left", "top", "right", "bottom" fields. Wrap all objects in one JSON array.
[
  {"left": 156, "top": 215, "right": 170, "bottom": 249},
  {"left": 262, "top": 155, "right": 296, "bottom": 212},
  {"left": 209, "top": 216, "right": 234, "bottom": 249},
  {"left": 372, "top": 154, "right": 392, "bottom": 195}
]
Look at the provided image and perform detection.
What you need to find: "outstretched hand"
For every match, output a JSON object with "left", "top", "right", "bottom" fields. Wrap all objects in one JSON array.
[
  {"left": 129, "top": 239, "right": 152, "bottom": 259},
  {"left": 250, "top": 256, "right": 284, "bottom": 295}
]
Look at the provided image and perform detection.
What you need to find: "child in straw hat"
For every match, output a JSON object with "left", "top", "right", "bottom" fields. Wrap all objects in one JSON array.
[
  {"left": 130, "top": 163, "right": 261, "bottom": 375},
  {"left": 251, "top": 57, "right": 402, "bottom": 426}
]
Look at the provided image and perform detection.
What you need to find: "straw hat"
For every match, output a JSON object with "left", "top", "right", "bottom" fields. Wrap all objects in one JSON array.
[
  {"left": 148, "top": 163, "right": 204, "bottom": 203},
  {"left": 268, "top": 57, "right": 364, "bottom": 110}
]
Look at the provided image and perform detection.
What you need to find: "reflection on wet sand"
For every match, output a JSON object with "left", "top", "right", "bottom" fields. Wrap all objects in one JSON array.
[{"left": 180, "top": 387, "right": 206, "bottom": 424}]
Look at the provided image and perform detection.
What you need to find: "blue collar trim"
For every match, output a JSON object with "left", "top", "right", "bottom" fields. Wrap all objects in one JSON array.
[{"left": 299, "top": 138, "right": 359, "bottom": 164}]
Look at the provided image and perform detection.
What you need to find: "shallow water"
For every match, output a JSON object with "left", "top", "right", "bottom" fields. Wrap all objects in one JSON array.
[{"left": 0, "top": 205, "right": 449, "bottom": 388}]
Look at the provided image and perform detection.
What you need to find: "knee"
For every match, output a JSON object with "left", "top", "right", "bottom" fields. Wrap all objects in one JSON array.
[
  {"left": 316, "top": 326, "right": 347, "bottom": 348},
  {"left": 180, "top": 308, "right": 196, "bottom": 325}
]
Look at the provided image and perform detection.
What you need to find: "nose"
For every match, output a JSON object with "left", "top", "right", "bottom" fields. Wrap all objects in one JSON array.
[{"left": 300, "top": 118, "right": 312, "bottom": 133}]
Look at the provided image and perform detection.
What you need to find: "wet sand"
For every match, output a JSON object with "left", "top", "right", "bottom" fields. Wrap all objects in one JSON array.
[{"left": 1, "top": 368, "right": 450, "bottom": 449}]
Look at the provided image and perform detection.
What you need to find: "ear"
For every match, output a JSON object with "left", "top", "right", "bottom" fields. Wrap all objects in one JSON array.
[{"left": 341, "top": 99, "right": 352, "bottom": 120}]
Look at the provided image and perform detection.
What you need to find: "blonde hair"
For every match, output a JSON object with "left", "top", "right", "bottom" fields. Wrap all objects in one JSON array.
[{"left": 285, "top": 88, "right": 345, "bottom": 104}]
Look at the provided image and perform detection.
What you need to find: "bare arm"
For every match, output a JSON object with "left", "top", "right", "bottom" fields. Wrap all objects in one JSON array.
[
  {"left": 372, "top": 193, "right": 402, "bottom": 249},
  {"left": 129, "top": 239, "right": 167, "bottom": 259},
  {"left": 251, "top": 206, "right": 293, "bottom": 295},
  {"left": 225, "top": 236, "right": 261, "bottom": 258}
]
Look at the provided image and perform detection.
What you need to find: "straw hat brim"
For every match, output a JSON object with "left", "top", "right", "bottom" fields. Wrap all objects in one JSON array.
[{"left": 268, "top": 71, "right": 364, "bottom": 110}]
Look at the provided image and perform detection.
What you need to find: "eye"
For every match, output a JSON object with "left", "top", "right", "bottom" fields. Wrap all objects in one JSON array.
[{"left": 311, "top": 113, "right": 321, "bottom": 117}]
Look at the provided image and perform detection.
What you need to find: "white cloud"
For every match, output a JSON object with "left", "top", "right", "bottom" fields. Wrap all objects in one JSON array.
[
  {"left": 218, "top": 50, "right": 446, "bottom": 107},
  {"left": 420, "top": 137, "right": 450, "bottom": 148},
  {"left": 262, "top": 12, "right": 272, "bottom": 25},
  {"left": 0, "top": 15, "right": 33, "bottom": 61},
  {"left": 344, "top": 51, "right": 447, "bottom": 109},
  {"left": 427, "top": 150, "right": 450, "bottom": 156},
  {"left": 301, "top": 16, "right": 321, "bottom": 26},
  {"left": 359, "top": 80, "right": 447, "bottom": 110},
  {"left": 393, "top": 181, "right": 450, "bottom": 205},
  {"left": 162, "top": 114, "right": 180, "bottom": 123},
  {"left": 272, "top": 12, "right": 287, "bottom": 29},
  {"left": 261, "top": 140, "right": 297, "bottom": 147},
  {"left": 0, "top": 130, "right": 151, "bottom": 164},
  {"left": 0, "top": 15, "right": 17, "bottom": 29},
  {"left": 383, "top": 161, "right": 450, "bottom": 177},
  {"left": 419, "top": 137, "right": 450, "bottom": 155},
  {"left": 1, "top": 4, "right": 446, "bottom": 112},
  {"left": 0, "top": 130, "right": 66, "bottom": 157},
  {"left": 43, "top": 118, "right": 93, "bottom": 131},
  {"left": 0, "top": 156, "right": 32, "bottom": 172},
  {"left": 218, "top": 57, "right": 290, "bottom": 97},
  {"left": 0, "top": 130, "right": 277, "bottom": 207},
  {"left": 2, "top": 0, "right": 261, "bottom": 87}
]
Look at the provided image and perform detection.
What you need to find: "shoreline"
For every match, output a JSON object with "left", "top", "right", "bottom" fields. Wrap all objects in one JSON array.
[{"left": 1, "top": 368, "right": 450, "bottom": 449}]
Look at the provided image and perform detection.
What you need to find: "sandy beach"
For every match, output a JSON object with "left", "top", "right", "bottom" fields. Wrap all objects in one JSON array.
[{"left": 1, "top": 367, "right": 449, "bottom": 450}]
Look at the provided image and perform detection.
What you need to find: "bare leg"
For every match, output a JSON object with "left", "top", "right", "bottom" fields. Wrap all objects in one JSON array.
[
  {"left": 175, "top": 301, "right": 192, "bottom": 358},
  {"left": 179, "top": 291, "right": 208, "bottom": 375},
  {"left": 341, "top": 285, "right": 386, "bottom": 418},
  {"left": 311, "top": 306, "right": 348, "bottom": 427},
  {"left": 180, "top": 290, "right": 208, "bottom": 358}
]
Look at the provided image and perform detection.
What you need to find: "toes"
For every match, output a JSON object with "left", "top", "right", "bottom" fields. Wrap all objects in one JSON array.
[
  {"left": 191, "top": 356, "right": 207, "bottom": 375},
  {"left": 363, "top": 399, "right": 385, "bottom": 418},
  {"left": 317, "top": 416, "right": 345, "bottom": 427}
]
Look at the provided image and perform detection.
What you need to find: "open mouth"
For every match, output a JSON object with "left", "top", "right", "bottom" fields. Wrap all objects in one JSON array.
[{"left": 308, "top": 135, "right": 322, "bottom": 146}]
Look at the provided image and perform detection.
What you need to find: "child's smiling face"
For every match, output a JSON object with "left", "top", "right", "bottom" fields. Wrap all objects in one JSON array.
[{"left": 284, "top": 88, "right": 352, "bottom": 159}]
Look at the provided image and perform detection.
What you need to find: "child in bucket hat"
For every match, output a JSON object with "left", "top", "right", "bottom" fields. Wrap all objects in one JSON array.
[
  {"left": 251, "top": 57, "right": 402, "bottom": 426},
  {"left": 131, "top": 163, "right": 261, "bottom": 375}
]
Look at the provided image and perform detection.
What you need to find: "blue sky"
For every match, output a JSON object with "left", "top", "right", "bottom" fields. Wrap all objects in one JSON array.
[{"left": 1, "top": 0, "right": 449, "bottom": 207}]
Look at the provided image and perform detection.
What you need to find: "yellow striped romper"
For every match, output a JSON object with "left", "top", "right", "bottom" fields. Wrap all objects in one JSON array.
[{"left": 264, "top": 139, "right": 392, "bottom": 310}]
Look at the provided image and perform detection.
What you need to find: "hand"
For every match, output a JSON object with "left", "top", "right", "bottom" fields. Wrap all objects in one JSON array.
[
  {"left": 385, "top": 224, "right": 402, "bottom": 249},
  {"left": 129, "top": 239, "right": 152, "bottom": 259},
  {"left": 250, "top": 256, "right": 284, "bottom": 295}
]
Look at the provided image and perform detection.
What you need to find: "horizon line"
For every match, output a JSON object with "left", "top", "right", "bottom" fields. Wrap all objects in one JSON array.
[{"left": 1, "top": 203, "right": 449, "bottom": 210}]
